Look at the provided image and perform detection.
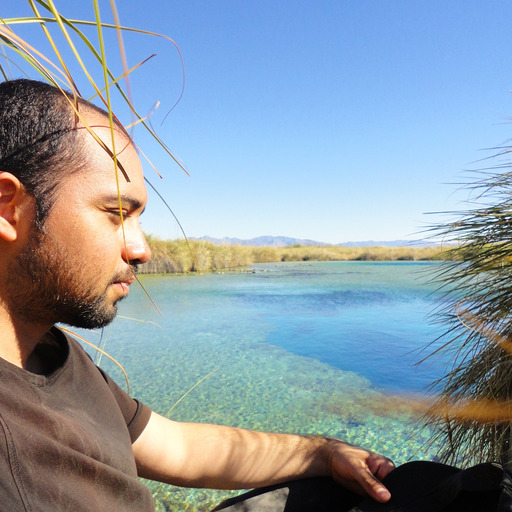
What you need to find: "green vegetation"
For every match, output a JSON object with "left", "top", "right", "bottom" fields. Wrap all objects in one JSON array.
[
  {"left": 424, "top": 168, "right": 512, "bottom": 467},
  {"left": 141, "top": 237, "right": 449, "bottom": 274}
]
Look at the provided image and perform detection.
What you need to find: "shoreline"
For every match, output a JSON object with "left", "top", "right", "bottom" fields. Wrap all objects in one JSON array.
[{"left": 141, "top": 238, "right": 450, "bottom": 275}]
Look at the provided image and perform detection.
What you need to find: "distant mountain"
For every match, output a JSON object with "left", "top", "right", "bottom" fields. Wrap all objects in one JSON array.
[
  {"left": 191, "top": 236, "right": 436, "bottom": 247},
  {"left": 338, "top": 240, "right": 435, "bottom": 247},
  {"left": 192, "top": 236, "right": 328, "bottom": 247}
]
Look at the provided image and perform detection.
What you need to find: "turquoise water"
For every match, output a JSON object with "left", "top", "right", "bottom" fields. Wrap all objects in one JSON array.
[{"left": 77, "top": 261, "right": 447, "bottom": 511}]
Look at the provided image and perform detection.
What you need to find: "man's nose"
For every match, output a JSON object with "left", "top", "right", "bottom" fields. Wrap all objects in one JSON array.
[{"left": 122, "top": 226, "right": 152, "bottom": 265}]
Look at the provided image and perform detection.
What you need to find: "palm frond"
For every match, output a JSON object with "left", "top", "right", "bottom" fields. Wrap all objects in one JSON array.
[{"left": 425, "top": 149, "right": 512, "bottom": 467}]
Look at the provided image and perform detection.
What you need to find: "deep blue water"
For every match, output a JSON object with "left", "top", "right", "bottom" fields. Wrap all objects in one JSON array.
[{"left": 154, "top": 260, "right": 444, "bottom": 393}]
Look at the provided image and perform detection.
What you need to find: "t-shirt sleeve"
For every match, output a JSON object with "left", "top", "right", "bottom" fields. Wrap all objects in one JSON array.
[{"left": 96, "top": 367, "right": 152, "bottom": 443}]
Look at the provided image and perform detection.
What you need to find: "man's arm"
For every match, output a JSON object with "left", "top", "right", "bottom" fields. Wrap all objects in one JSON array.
[{"left": 132, "top": 411, "right": 394, "bottom": 503}]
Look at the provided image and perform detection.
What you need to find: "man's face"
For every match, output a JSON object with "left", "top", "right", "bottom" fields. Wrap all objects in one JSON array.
[{"left": 6, "top": 110, "right": 151, "bottom": 329}]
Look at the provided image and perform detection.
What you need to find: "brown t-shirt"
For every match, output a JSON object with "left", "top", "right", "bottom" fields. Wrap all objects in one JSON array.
[{"left": 0, "top": 327, "right": 155, "bottom": 511}]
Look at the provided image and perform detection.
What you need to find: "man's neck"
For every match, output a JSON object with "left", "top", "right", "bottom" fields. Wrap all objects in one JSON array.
[{"left": 0, "top": 305, "right": 52, "bottom": 369}]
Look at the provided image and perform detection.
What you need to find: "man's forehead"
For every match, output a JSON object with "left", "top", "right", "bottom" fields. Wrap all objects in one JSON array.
[
  {"left": 78, "top": 119, "right": 142, "bottom": 175},
  {"left": 71, "top": 109, "right": 146, "bottom": 197},
  {"left": 78, "top": 108, "right": 132, "bottom": 152}
]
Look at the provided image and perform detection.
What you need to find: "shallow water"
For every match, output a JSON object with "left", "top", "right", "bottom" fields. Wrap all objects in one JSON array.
[{"left": 77, "top": 261, "right": 448, "bottom": 511}]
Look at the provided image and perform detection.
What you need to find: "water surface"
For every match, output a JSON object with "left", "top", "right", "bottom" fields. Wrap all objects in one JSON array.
[{"left": 77, "top": 261, "right": 447, "bottom": 511}]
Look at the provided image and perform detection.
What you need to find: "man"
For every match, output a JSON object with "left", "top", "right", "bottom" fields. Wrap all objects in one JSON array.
[{"left": 0, "top": 78, "right": 394, "bottom": 511}]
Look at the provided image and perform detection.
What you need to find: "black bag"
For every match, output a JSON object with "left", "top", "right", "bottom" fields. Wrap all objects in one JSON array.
[
  {"left": 351, "top": 461, "right": 512, "bottom": 511},
  {"left": 213, "top": 461, "right": 512, "bottom": 511}
]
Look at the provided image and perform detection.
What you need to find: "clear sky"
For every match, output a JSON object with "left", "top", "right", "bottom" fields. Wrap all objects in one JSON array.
[{"left": 3, "top": 1, "right": 512, "bottom": 243}]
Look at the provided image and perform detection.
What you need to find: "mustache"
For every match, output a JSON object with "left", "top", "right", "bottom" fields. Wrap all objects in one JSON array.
[{"left": 110, "top": 265, "right": 138, "bottom": 285}]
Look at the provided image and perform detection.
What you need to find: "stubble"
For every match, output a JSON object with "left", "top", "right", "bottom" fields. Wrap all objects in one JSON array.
[{"left": 5, "top": 226, "right": 133, "bottom": 329}]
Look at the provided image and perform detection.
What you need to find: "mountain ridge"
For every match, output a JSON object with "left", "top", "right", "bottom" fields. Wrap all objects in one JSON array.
[{"left": 191, "top": 235, "right": 436, "bottom": 248}]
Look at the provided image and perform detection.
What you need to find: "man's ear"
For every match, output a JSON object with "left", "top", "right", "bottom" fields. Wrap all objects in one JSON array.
[{"left": 0, "top": 172, "right": 29, "bottom": 242}]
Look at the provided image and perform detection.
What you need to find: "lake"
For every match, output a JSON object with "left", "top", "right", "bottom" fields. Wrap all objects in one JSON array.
[{"left": 76, "top": 261, "right": 448, "bottom": 511}]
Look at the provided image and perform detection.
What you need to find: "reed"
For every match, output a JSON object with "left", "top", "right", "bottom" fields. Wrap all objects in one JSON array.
[{"left": 141, "top": 238, "right": 449, "bottom": 274}]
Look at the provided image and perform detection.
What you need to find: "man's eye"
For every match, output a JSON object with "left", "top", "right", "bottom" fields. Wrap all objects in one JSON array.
[{"left": 108, "top": 209, "right": 128, "bottom": 218}]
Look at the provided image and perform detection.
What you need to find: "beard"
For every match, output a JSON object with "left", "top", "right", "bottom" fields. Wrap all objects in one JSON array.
[{"left": 5, "top": 226, "right": 134, "bottom": 330}]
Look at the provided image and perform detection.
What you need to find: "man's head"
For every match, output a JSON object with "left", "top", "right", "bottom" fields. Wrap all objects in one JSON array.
[
  {"left": 0, "top": 79, "right": 151, "bottom": 330},
  {"left": 0, "top": 79, "right": 127, "bottom": 227}
]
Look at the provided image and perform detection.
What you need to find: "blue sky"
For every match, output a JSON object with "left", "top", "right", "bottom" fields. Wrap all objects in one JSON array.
[{"left": 3, "top": 1, "right": 512, "bottom": 243}]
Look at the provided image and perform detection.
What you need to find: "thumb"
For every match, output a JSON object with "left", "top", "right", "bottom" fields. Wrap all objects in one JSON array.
[{"left": 360, "top": 469, "right": 392, "bottom": 503}]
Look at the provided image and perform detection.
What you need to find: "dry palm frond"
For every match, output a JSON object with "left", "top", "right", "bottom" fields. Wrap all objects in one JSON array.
[
  {"left": 1, "top": 2, "right": 187, "bottom": 171},
  {"left": 424, "top": 162, "right": 512, "bottom": 467},
  {"left": 164, "top": 368, "right": 218, "bottom": 418}
]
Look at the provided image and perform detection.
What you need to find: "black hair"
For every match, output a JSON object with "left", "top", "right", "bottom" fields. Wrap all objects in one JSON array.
[{"left": 0, "top": 79, "right": 125, "bottom": 226}]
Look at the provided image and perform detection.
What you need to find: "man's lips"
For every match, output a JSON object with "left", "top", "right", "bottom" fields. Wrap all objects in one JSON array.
[{"left": 112, "top": 274, "right": 135, "bottom": 293}]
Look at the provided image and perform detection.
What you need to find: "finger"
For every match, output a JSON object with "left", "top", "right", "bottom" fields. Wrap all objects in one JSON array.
[{"left": 369, "top": 456, "right": 395, "bottom": 480}]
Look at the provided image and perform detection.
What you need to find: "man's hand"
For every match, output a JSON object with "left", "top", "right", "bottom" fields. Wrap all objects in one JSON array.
[{"left": 326, "top": 439, "right": 395, "bottom": 503}]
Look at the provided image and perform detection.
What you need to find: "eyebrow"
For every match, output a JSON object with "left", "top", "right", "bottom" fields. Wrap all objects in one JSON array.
[{"left": 101, "top": 194, "right": 146, "bottom": 214}]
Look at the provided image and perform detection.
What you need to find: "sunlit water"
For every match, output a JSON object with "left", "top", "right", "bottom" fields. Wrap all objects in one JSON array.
[{"left": 77, "top": 261, "right": 449, "bottom": 511}]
